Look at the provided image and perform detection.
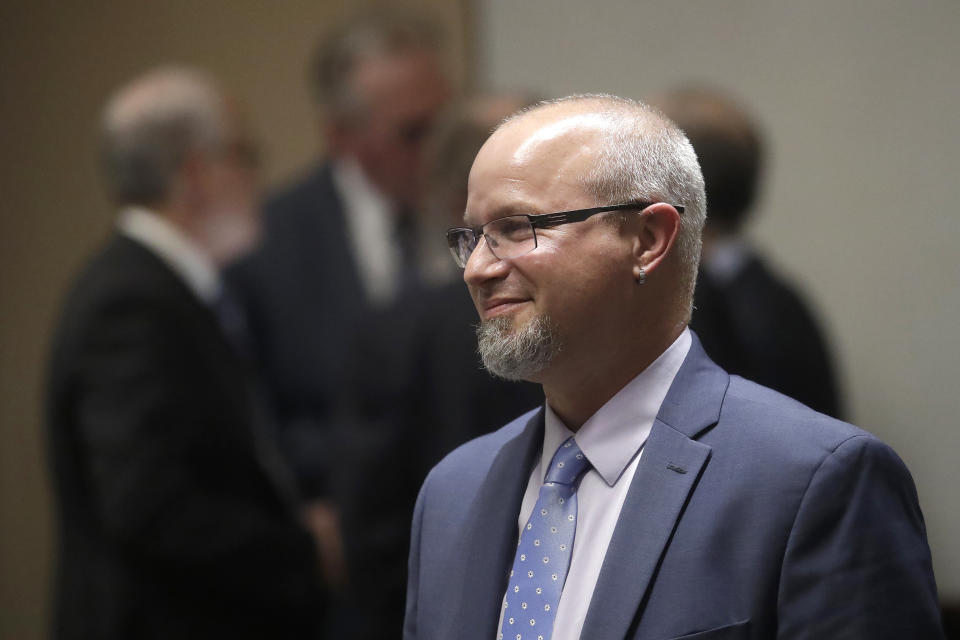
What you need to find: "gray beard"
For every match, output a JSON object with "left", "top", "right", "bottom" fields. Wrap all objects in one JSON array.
[{"left": 476, "top": 313, "right": 559, "bottom": 381}]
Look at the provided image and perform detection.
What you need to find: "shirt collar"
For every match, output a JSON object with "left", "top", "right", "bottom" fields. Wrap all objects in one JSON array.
[
  {"left": 330, "top": 157, "right": 402, "bottom": 305},
  {"left": 543, "top": 328, "right": 692, "bottom": 486},
  {"left": 330, "top": 156, "right": 394, "bottom": 214},
  {"left": 117, "top": 206, "right": 221, "bottom": 304}
]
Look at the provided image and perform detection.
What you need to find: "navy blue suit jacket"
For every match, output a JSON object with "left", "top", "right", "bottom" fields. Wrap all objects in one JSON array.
[{"left": 405, "top": 336, "right": 942, "bottom": 639}]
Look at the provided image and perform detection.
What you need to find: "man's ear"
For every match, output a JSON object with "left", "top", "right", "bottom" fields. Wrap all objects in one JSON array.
[{"left": 630, "top": 203, "right": 682, "bottom": 275}]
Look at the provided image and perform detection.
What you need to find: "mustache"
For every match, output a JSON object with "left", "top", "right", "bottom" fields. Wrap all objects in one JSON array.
[{"left": 473, "top": 284, "right": 530, "bottom": 306}]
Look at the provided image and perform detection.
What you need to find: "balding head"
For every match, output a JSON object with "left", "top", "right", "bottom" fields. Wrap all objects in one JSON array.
[
  {"left": 100, "top": 66, "right": 231, "bottom": 207},
  {"left": 485, "top": 95, "right": 706, "bottom": 306}
]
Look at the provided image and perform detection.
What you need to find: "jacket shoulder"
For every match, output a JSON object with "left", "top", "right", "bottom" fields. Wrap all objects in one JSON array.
[
  {"left": 717, "top": 375, "right": 874, "bottom": 463},
  {"left": 425, "top": 407, "right": 540, "bottom": 489},
  {"left": 58, "top": 236, "right": 184, "bottom": 321}
]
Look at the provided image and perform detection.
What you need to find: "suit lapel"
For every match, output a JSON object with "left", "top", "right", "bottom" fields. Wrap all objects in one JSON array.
[
  {"left": 454, "top": 409, "right": 545, "bottom": 639},
  {"left": 581, "top": 335, "right": 728, "bottom": 640},
  {"left": 581, "top": 421, "right": 711, "bottom": 639}
]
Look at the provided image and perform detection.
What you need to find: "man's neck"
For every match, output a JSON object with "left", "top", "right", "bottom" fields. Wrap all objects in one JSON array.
[{"left": 541, "top": 321, "right": 688, "bottom": 431}]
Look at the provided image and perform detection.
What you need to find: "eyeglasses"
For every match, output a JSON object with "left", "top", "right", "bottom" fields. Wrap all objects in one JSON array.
[{"left": 445, "top": 201, "right": 685, "bottom": 268}]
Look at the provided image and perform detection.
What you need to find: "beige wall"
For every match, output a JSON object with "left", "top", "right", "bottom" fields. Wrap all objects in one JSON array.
[
  {"left": 0, "top": 1, "right": 469, "bottom": 637},
  {"left": 478, "top": 0, "right": 960, "bottom": 598}
]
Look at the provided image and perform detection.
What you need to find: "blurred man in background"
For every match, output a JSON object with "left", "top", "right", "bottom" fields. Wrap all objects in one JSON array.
[
  {"left": 227, "top": 8, "right": 451, "bottom": 526},
  {"left": 226, "top": 11, "right": 451, "bottom": 636},
  {"left": 45, "top": 67, "right": 324, "bottom": 639},
  {"left": 653, "top": 87, "right": 843, "bottom": 417}
]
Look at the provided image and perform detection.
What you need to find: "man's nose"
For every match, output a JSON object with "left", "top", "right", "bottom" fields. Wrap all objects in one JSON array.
[{"left": 464, "top": 236, "right": 509, "bottom": 286}]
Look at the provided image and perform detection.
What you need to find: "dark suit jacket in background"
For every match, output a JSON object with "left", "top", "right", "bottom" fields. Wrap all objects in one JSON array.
[
  {"left": 46, "top": 235, "right": 323, "bottom": 639},
  {"left": 692, "top": 254, "right": 842, "bottom": 418},
  {"left": 338, "top": 280, "right": 542, "bottom": 639},
  {"left": 227, "top": 163, "right": 366, "bottom": 498},
  {"left": 405, "top": 335, "right": 943, "bottom": 639}
]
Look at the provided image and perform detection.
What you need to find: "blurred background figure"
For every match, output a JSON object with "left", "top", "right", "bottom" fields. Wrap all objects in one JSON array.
[
  {"left": 652, "top": 87, "right": 843, "bottom": 417},
  {"left": 225, "top": 10, "right": 452, "bottom": 635},
  {"left": 333, "top": 93, "right": 544, "bottom": 640},
  {"left": 44, "top": 67, "right": 324, "bottom": 639},
  {"left": 227, "top": 7, "right": 450, "bottom": 513}
]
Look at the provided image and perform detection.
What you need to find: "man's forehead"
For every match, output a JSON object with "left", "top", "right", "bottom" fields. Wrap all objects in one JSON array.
[
  {"left": 465, "top": 115, "right": 605, "bottom": 223},
  {"left": 467, "top": 108, "right": 607, "bottom": 199},
  {"left": 489, "top": 108, "right": 610, "bottom": 164},
  {"left": 512, "top": 111, "right": 611, "bottom": 162}
]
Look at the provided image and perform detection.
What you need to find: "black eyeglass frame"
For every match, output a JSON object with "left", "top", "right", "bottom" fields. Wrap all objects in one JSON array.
[{"left": 446, "top": 201, "right": 685, "bottom": 267}]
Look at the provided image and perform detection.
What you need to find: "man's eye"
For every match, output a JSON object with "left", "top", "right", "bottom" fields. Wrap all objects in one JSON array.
[{"left": 496, "top": 220, "right": 529, "bottom": 241}]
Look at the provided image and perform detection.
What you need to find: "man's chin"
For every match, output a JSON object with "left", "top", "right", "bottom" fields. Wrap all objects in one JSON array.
[{"left": 476, "top": 312, "right": 557, "bottom": 381}]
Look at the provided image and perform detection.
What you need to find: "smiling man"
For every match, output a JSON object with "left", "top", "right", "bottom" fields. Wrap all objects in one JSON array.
[{"left": 403, "top": 95, "right": 943, "bottom": 640}]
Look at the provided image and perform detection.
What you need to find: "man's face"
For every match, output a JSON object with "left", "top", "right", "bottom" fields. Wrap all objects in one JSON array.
[
  {"left": 192, "top": 106, "right": 262, "bottom": 265},
  {"left": 463, "top": 111, "right": 638, "bottom": 382},
  {"left": 343, "top": 50, "right": 450, "bottom": 206}
]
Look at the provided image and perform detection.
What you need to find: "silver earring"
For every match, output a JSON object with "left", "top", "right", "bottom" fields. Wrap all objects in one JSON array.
[{"left": 634, "top": 266, "right": 646, "bottom": 285}]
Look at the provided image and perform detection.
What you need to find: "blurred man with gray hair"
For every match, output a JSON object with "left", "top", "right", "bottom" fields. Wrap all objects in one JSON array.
[
  {"left": 404, "top": 95, "right": 942, "bottom": 639},
  {"left": 227, "top": 7, "right": 451, "bottom": 522},
  {"left": 46, "top": 67, "right": 324, "bottom": 639},
  {"left": 224, "top": 13, "right": 452, "bottom": 637}
]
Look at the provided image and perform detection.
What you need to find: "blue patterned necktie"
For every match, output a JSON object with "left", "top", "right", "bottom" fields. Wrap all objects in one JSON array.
[{"left": 500, "top": 436, "right": 592, "bottom": 640}]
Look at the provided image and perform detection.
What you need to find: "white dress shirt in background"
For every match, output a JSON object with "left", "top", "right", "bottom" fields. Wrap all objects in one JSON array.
[{"left": 331, "top": 158, "right": 404, "bottom": 307}]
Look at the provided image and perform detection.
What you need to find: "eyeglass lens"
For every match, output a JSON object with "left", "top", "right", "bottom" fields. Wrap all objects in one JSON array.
[
  {"left": 448, "top": 215, "right": 538, "bottom": 268},
  {"left": 448, "top": 230, "right": 476, "bottom": 268}
]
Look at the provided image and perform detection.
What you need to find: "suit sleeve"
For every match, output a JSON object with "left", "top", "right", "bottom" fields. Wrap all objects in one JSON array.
[
  {"left": 73, "top": 296, "right": 322, "bottom": 618},
  {"left": 404, "top": 475, "right": 429, "bottom": 640},
  {"left": 776, "top": 434, "right": 943, "bottom": 638}
]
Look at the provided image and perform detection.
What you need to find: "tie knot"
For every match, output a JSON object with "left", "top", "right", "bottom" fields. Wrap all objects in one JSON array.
[{"left": 544, "top": 437, "right": 591, "bottom": 486}]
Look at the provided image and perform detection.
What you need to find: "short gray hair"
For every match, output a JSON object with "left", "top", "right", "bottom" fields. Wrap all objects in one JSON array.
[
  {"left": 100, "top": 66, "right": 227, "bottom": 206},
  {"left": 501, "top": 94, "right": 707, "bottom": 309},
  {"left": 309, "top": 10, "right": 441, "bottom": 125}
]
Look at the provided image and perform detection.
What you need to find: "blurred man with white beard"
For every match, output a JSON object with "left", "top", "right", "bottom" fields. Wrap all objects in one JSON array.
[{"left": 46, "top": 67, "right": 325, "bottom": 639}]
